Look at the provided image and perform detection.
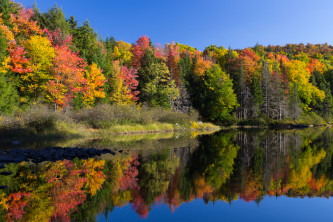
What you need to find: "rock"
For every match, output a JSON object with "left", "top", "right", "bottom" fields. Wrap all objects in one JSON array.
[{"left": 0, "top": 147, "right": 116, "bottom": 164}]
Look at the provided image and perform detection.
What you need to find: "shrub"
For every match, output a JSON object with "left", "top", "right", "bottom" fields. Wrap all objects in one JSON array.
[
  {"left": 23, "top": 104, "right": 59, "bottom": 132},
  {"left": 0, "top": 75, "right": 20, "bottom": 115},
  {"left": 73, "top": 104, "right": 199, "bottom": 128}
]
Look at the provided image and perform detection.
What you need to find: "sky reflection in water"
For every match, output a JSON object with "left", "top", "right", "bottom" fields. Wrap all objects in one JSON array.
[{"left": 1, "top": 127, "right": 333, "bottom": 221}]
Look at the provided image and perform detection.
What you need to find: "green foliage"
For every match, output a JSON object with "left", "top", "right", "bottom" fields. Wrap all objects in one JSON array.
[
  {"left": 0, "top": 74, "right": 19, "bottom": 114},
  {"left": 34, "top": 4, "right": 70, "bottom": 36},
  {"left": 142, "top": 62, "right": 179, "bottom": 108},
  {"left": 70, "top": 19, "right": 100, "bottom": 64},
  {"left": 0, "top": 0, "right": 21, "bottom": 27},
  {"left": 0, "top": 30, "right": 7, "bottom": 63},
  {"left": 193, "top": 65, "right": 238, "bottom": 124}
]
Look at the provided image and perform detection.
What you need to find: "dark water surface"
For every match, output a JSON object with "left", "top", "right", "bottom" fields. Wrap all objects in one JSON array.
[{"left": 1, "top": 128, "right": 333, "bottom": 221}]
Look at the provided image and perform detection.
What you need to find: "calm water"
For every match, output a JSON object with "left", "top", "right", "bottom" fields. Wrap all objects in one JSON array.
[{"left": 1, "top": 128, "right": 333, "bottom": 221}]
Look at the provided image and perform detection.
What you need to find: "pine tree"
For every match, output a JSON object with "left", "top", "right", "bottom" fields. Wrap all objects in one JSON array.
[
  {"left": 237, "top": 63, "right": 252, "bottom": 120},
  {"left": 311, "top": 71, "right": 333, "bottom": 118},
  {"left": 261, "top": 60, "right": 271, "bottom": 117},
  {"left": 0, "top": 74, "right": 19, "bottom": 114},
  {"left": 250, "top": 74, "right": 263, "bottom": 117},
  {"left": 271, "top": 61, "right": 283, "bottom": 119},
  {"left": 289, "top": 81, "right": 301, "bottom": 123},
  {"left": 280, "top": 60, "right": 289, "bottom": 119},
  {"left": 40, "top": 5, "right": 70, "bottom": 36}
]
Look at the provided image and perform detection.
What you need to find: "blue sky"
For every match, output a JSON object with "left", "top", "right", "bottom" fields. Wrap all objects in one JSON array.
[{"left": 18, "top": 0, "right": 333, "bottom": 51}]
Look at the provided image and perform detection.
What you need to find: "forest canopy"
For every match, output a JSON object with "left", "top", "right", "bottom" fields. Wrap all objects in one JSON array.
[{"left": 1, "top": 0, "right": 333, "bottom": 125}]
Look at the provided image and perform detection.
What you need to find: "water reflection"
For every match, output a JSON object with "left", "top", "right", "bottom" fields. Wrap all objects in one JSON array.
[{"left": 0, "top": 128, "right": 333, "bottom": 221}]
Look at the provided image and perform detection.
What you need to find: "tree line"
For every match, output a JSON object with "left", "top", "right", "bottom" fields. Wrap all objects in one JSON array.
[{"left": 1, "top": 0, "right": 333, "bottom": 125}]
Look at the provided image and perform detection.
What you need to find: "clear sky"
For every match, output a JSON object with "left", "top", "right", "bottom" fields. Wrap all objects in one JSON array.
[{"left": 18, "top": 0, "right": 333, "bottom": 51}]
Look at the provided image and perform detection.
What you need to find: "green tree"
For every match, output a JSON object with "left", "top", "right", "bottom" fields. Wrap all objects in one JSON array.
[
  {"left": 0, "top": 74, "right": 19, "bottom": 114},
  {"left": 141, "top": 62, "right": 179, "bottom": 108},
  {"left": 0, "top": 0, "right": 20, "bottom": 27},
  {"left": 250, "top": 74, "right": 263, "bottom": 117},
  {"left": 201, "top": 65, "right": 238, "bottom": 124},
  {"left": 34, "top": 4, "right": 70, "bottom": 37},
  {"left": 311, "top": 71, "right": 333, "bottom": 118}
]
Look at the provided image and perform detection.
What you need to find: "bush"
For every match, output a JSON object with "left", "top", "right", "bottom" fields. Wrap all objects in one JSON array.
[
  {"left": 73, "top": 104, "right": 143, "bottom": 128},
  {"left": 238, "top": 117, "right": 268, "bottom": 126},
  {"left": 73, "top": 104, "right": 199, "bottom": 129},
  {"left": 23, "top": 104, "right": 59, "bottom": 132}
]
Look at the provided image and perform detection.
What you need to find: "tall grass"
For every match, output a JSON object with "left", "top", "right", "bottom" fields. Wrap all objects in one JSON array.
[
  {"left": 72, "top": 104, "right": 199, "bottom": 129},
  {"left": 0, "top": 104, "right": 201, "bottom": 136}
]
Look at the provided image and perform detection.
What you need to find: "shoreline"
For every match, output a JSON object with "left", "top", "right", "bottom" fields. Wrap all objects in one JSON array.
[{"left": 0, "top": 121, "right": 221, "bottom": 143}]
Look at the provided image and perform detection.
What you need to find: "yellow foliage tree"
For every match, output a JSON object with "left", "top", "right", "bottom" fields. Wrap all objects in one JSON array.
[
  {"left": 193, "top": 56, "right": 212, "bottom": 78},
  {"left": 24, "top": 35, "right": 55, "bottom": 96},
  {"left": 286, "top": 59, "right": 325, "bottom": 105},
  {"left": 0, "top": 14, "right": 14, "bottom": 41},
  {"left": 113, "top": 41, "right": 132, "bottom": 65},
  {"left": 82, "top": 63, "right": 106, "bottom": 106},
  {"left": 81, "top": 158, "right": 106, "bottom": 196},
  {"left": 110, "top": 61, "right": 136, "bottom": 104}
]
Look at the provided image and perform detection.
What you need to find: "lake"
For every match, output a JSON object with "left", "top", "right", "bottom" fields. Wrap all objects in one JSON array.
[{"left": 0, "top": 127, "right": 333, "bottom": 221}]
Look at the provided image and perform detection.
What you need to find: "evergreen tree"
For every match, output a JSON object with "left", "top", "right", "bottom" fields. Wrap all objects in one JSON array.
[
  {"left": 280, "top": 60, "right": 289, "bottom": 119},
  {"left": 270, "top": 61, "right": 283, "bottom": 119},
  {"left": 238, "top": 64, "right": 251, "bottom": 120},
  {"left": 141, "top": 62, "right": 179, "bottom": 108},
  {"left": 37, "top": 4, "right": 70, "bottom": 36},
  {"left": 0, "top": 30, "right": 7, "bottom": 63},
  {"left": 289, "top": 81, "right": 302, "bottom": 123},
  {"left": 250, "top": 74, "right": 263, "bottom": 117},
  {"left": 71, "top": 20, "right": 98, "bottom": 64},
  {"left": 261, "top": 60, "right": 271, "bottom": 116},
  {"left": 0, "top": 0, "right": 20, "bottom": 27},
  {"left": 0, "top": 74, "right": 19, "bottom": 114},
  {"left": 312, "top": 71, "right": 333, "bottom": 118},
  {"left": 202, "top": 65, "right": 238, "bottom": 124},
  {"left": 136, "top": 48, "right": 158, "bottom": 99}
]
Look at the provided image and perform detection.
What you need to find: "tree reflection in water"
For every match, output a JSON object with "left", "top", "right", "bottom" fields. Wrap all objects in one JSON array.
[{"left": 1, "top": 127, "right": 333, "bottom": 221}]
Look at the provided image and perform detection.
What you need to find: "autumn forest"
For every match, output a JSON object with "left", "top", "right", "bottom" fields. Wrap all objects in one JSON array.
[{"left": 1, "top": 0, "right": 333, "bottom": 128}]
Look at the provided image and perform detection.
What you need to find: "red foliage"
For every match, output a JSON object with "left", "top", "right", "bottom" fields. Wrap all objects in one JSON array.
[
  {"left": 119, "top": 156, "right": 140, "bottom": 190},
  {"left": 11, "top": 8, "right": 43, "bottom": 36},
  {"left": 239, "top": 49, "right": 260, "bottom": 79},
  {"left": 44, "top": 28, "right": 72, "bottom": 47},
  {"left": 276, "top": 54, "right": 289, "bottom": 64},
  {"left": 119, "top": 66, "right": 140, "bottom": 101},
  {"left": 5, "top": 192, "right": 31, "bottom": 222},
  {"left": 166, "top": 169, "right": 181, "bottom": 212},
  {"left": 131, "top": 35, "right": 150, "bottom": 69},
  {"left": 166, "top": 44, "right": 181, "bottom": 86},
  {"left": 45, "top": 160, "right": 87, "bottom": 219},
  {"left": 47, "top": 44, "right": 87, "bottom": 108},
  {"left": 8, "top": 42, "right": 32, "bottom": 74},
  {"left": 266, "top": 52, "right": 275, "bottom": 60},
  {"left": 131, "top": 192, "right": 150, "bottom": 219},
  {"left": 307, "top": 59, "right": 325, "bottom": 74}
]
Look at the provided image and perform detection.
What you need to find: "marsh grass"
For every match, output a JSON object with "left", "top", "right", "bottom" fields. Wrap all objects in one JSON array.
[{"left": 0, "top": 104, "right": 219, "bottom": 141}]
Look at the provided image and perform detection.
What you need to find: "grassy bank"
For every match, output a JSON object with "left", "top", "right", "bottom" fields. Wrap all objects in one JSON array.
[
  {"left": 0, "top": 104, "right": 220, "bottom": 142},
  {"left": 237, "top": 111, "right": 331, "bottom": 128}
]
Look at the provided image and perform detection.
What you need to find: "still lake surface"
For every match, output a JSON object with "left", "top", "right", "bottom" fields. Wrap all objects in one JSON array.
[{"left": 1, "top": 128, "right": 333, "bottom": 221}]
